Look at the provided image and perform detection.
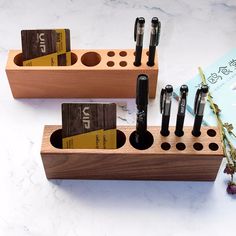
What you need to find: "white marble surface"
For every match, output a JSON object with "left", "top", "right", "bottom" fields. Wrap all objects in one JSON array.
[{"left": 0, "top": 0, "right": 236, "bottom": 235}]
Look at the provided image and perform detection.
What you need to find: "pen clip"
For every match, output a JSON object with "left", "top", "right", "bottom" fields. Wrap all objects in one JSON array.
[
  {"left": 194, "top": 88, "right": 201, "bottom": 114},
  {"left": 134, "top": 17, "right": 139, "bottom": 42},
  {"left": 155, "top": 20, "right": 161, "bottom": 46},
  {"left": 160, "top": 88, "right": 166, "bottom": 114}
]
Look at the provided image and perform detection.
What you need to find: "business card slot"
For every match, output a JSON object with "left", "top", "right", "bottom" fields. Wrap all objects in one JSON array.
[
  {"left": 49, "top": 128, "right": 126, "bottom": 149},
  {"left": 13, "top": 52, "right": 78, "bottom": 66}
]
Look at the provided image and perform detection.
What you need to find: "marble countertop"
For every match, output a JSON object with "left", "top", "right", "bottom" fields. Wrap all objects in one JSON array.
[{"left": 0, "top": 0, "right": 236, "bottom": 235}]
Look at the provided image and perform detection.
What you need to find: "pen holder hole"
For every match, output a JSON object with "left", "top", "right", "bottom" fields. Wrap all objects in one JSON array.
[
  {"left": 176, "top": 142, "right": 186, "bottom": 151},
  {"left": 161, "top": 142, "right": 171, "bottom": 151},
  {"left": 207, "top": 129, "right": 217, "bottom": 137},
  {"left": 81, "top": 51, "right": 101, "bottom": 67},
  {"left": 129, "top": 131, "right": 154, "bottom": 150},
  {"left": 107, "top": 51, "right": 115, "bottom": 57},
  {"left": 192, "top": 130, "right": 201, "bottom": 137},
  {"left": 175, "top": 130, "right": 184, "bottom": 137},
  {"left": 193, "top": 142, "right": 203, "bottom": 151},
  {"left": 107, "top": 61, "right": 115, "bottom": 67},
  {"left": 209, "top": 143, "right": 219, "bottom": 151},
  {"left": 50, "top": 129, "right": 126, "bottom": 149},
  {"left": 119, "top": 61, "right": 127, "bottom": 67},
  {"left": 160, "top": 130, "right": 170, "bottom": 137},
  {"left": 14, "top": 52, "right": 78, "bottom": 66},
  {"left": 119, "top": 51, "right": 127, "bottom": 57}
]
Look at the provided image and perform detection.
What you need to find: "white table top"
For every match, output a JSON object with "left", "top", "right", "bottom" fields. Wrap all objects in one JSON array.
[{"left": 0, "top": 0, "right": 236, "bottom": 235}]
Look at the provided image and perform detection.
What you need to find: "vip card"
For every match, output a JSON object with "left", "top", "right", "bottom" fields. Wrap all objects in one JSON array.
[{"left": 62, "top": 103, "right": 104, "bottom": 149}]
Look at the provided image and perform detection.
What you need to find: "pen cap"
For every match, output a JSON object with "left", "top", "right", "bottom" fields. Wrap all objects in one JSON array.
[
  {"left": 134, "top": 17, "right": 145, "bottom": 41},
  {"left": 165, "top": 84, "right": 173, "bottom": 94},
  {"left": 177, "top": 85, "right": 188, "bottom": 115},
  {"left": 180, "top": 84, "right": 188, "bottom": 94},
  {"left": 136, "top": 74, "right": 149, "bottom": 106},
  {"left": 160, "top": 85, "right": 173, "bottom": 113},
  {"left": 201, "top": 84, "right": 209, "bottom": 94},
  {"left": 151, "top": 17, "right": 159, "bottom": 26},
  {"left": 150, "top": 17, "right": 161, "bottom": 46},
  {"left": 193, "top": 84, "right": 209, "bottom": 114}
]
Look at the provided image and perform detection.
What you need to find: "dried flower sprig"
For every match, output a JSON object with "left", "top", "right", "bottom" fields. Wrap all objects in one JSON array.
[{"left": 198, "top": 67, "right": 236, "bottom": 194}]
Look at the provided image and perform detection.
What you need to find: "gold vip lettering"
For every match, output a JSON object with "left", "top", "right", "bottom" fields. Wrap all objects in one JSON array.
[
  {"left": 37, "top": 33, "right": 46, "bottom": 53},
  {"left": 82, "top": 107, "right": 90, "bottom": 129}
]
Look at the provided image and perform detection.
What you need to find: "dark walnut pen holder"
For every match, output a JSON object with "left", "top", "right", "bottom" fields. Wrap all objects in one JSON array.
[
  {"left": 5, "top": 49, "right": 158, "bottom": 98},
  {"left": 41, "top": 126, "right": 223, "bottom": 181}
]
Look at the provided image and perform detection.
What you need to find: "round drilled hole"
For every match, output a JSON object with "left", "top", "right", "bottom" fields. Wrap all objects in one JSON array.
[
  {"left": 193, "top": 142, "right": 203, "bottom": 151},
  {"left": 146, "top": 51, "right": 149, "bottom": 56},
  {"left": 175, "top": 130, "right": 184, "bottom": 137},
  {"left": 176, "top": 142, "right": 186, "bottom": 151},
  {"left": 207, "top": 129, "right": 216, "bottom": 137},
  {"left": 129, "top": 131, "right": 154, "bottom": 150},
  {"left": 209, "top": 143, "right": 219, "bottom": 151},
  {"left": 81, "top": 52, "right": 101, "bottom": 67},
  {"left": 107, "top": 61, "right": 114, "bottom": 67},
  {"left": 119, "top": 51, "right": 127, "bottom": 57},
  {"left": 107, "top": 51, "right": 115, "bottom": 57},
  {"left": 161, "top": 142, "right": 171, "bottom": 151},
  {"left": 119, "top": 61, "right": 127, "bottom": 67},
  {"left": 192, "top": 130, "right": 201, "bottom": 137},
  {"left": 160, "top": 129, "right": 170, "bottom": 137}
]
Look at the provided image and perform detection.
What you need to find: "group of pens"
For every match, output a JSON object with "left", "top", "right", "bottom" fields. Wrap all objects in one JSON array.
[
  {"left": 132, "top": 16, "right": 208, "bottom": 148},
  {"left": 134, "top": 17, "right": 161, "bottom": 66},
  {"left": 133, "top": 74, "right": 208, "bottom": 148}
]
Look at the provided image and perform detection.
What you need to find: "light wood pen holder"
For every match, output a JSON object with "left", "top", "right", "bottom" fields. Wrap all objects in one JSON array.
[
  {"left": 6, "top": 49, "right": 158, "bottom": 98},
  {"left": 41, "top": 126, "right": 223, "bottom": 181}
]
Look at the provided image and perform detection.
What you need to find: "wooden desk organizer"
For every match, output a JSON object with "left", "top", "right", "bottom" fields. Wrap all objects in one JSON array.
[
  {"left": 41, "top": 125, "right": 223, "bottom": 181},
  {"left": 6, "top": 49, "right": 158, "bottom": 98}
]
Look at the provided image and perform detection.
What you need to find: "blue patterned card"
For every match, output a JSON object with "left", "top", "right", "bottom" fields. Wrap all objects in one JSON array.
[{"left": 173, "top": 48, "right": 236, "bottom": 133}]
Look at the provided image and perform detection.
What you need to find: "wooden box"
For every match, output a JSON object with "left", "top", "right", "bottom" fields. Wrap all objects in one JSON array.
[
  {"left": 41, "top": 125, "right": 223, "bottom": 181},
  {"left": 5, "top": 49, "right": 158, "bottom": 98}
]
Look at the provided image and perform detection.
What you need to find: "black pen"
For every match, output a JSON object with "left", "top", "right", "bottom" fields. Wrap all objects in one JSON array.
[
  {"left": 135, "top": 74, "right": 149, "bottom": 144},
  {"left": 175, "top": 85, "right": 188, "bottom": 137},
  {"left": 147, "top": 17, "right": 161, "bottom": 67},
  {"left": 192, "top": 84, "right": 209, "bottom": 137},
  {"left": 134, "top": 17, "right": 145, "bottom": 66},
  {"left": 160, "top": 85, "right": 173, "bottom": 136}
]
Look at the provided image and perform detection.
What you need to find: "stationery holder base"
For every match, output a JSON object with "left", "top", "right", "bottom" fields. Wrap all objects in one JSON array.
[
  {"left": 6, "top": 49, "right": 158, "bottom": 98},
  {"left": 41, "top": 125, "right": 223, "bottom": 181}
]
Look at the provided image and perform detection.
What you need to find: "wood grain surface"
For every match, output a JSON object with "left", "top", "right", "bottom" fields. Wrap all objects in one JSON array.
[
  {"left": 6, "top": 49, "right": 158, "bottom": 98},
  {"left": 41, "top": 125, "right": 224, "bottom": 181}
]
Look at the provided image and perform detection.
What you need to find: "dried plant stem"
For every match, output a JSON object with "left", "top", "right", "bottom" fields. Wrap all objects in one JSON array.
[{"left": 198, "top": 67, "right": 230, "bottom": 162}]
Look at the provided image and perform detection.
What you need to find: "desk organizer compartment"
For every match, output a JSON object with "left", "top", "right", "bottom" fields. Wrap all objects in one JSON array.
[
  {"left": 6, "top": 49, "right": 158, "bottom": 98},
  {"left": 41, "top": 126, "right": 223, "bottom": 181}
]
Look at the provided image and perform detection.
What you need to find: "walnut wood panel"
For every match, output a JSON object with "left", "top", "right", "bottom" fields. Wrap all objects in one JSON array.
[
  {"left": 6, "top": 49, "right": 158, "bottom": 98},
  {"left": 41, "top": 125, "right": 223, "bottom": 181}
]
